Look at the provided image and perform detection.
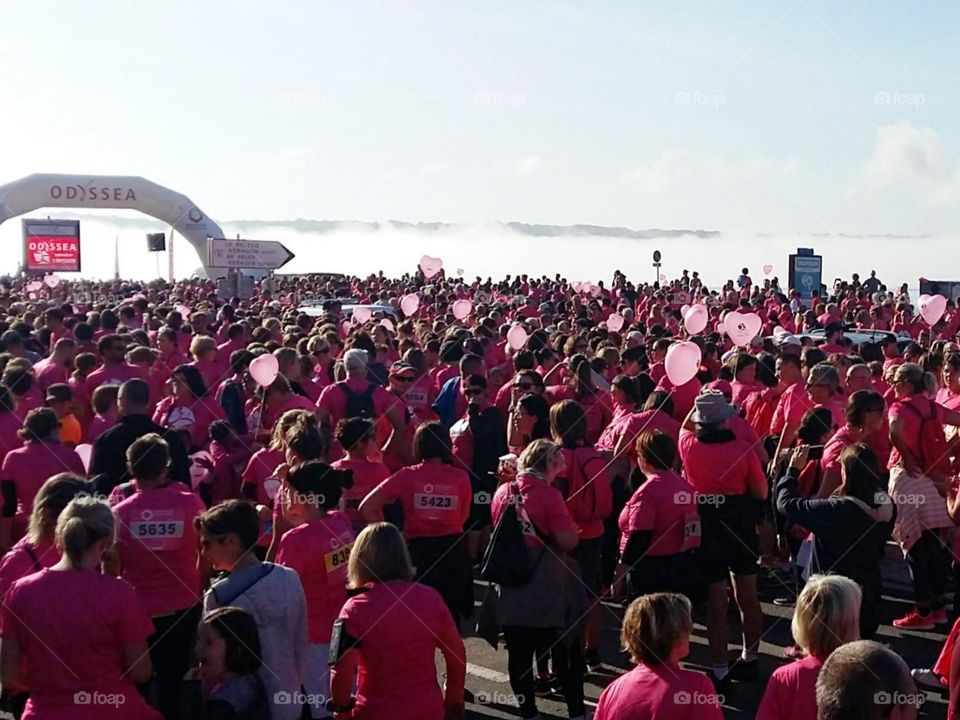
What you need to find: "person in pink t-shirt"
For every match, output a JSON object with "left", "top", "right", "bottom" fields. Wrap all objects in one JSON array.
[
  {"left": 33, "top": 338, "right": 75, "bottom": 392},
  {"left": 276, "top": 460, "right": 356, "bottom": 720},
  {"left": 613, "top": 430, "right": 702, "bottom": 604},
  {"left": 757, "top": 574, "right": 861, "bottom": 720},
  {"left": 153, "top": 365, "right": 227, "bottom": 451},
  {"left": 87, "top": 384, "right": 120, "bottom": 443},
  {"left": 361, "top": 421, "right": 473, "bottom": 623},
  {"left": 0, "top": 473, "right": 88, "bottom": 601},
  {"left": 108, "top": 434, "right": 205, "bottom": 720},
  {"left": 594, "top": 593, "right": 722, "bottom": 720},
  {"left": 0, "top": 385, "right": 23, "bottom": 459},
  {"left": 0, "top": 408, "right": 85, "bottom": 551},
  {"left": 329, "top": 523, "right": 465, "bottom": 720},
  {"left": 330, "top": 417, "right": 390, "bottom": 528},
  {"left": 0, "top": 496, "right": 161, "bottom": 720},
  {"left": 84, "top": 334, "right": 147, "bottom": 400}
]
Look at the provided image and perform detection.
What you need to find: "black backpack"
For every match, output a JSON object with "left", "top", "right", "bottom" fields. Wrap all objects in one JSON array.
[
  {"left": 339, "top": 382, "right": 377, "bottom": 420},
  {"left": 480, "top": 483, "right": 547, "bottom": 587}
]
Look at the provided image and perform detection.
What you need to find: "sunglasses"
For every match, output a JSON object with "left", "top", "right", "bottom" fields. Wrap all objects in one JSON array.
[{"left": 394, "top": 376, "right": 415, "bottom": 383}]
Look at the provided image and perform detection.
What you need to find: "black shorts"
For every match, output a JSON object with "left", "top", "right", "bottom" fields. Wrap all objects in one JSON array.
[
  {"left": 628, "top": 550, "right": 705, "bottom": 605},
  {"left": 574, "top": 536, "right": 603, "bottom": 598},
  {"left": 698, "top": 496, "right": 760, "bottom": 584},
  {"left": 467, "top": 474, "right": 496, "bottom": 529}
]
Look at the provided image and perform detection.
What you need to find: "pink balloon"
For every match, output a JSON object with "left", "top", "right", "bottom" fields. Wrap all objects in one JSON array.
[
  {"left": 683, "top": 304, "right": 709, "bottom": 335},
  {"left": 723, "top": 311, "right": 763, "bottom": 347},
  {"left": 352, "top": 306, "right": 372, "bottom": 324},
  {"left": 400, "top": 293, "right": 420, "bottom": 316},
  {"left": 665, "top": 342, "right": 702, "bottom": 386},
  {"left": 507, "top": 324, "right": 528, "bottom": 350},
  {"left": 589, "top": 284, "right": 602, "bottom": 298},
  {"left": 919, "top": 294, "right": 947, "bottom": 326},
  {"left": 763, "top": 264, "right": 773, "bottom": 276},
  {"left": 456, "top": 268, "right": 464, "bottom": 276},
  {"left": 44, "top": 274, "right": 60, "bottom": 288},
  {"left": 660, "top": 273, "right": 667, "bottom": 283},
  {"left": 380, "top": 318, "right": 395, "bottom": 332},
  {"left": 75, "top": 443, "right": 93, "bottom": 472},
  {"left": 249, "top": 353, "right": 280, "bottom": 388},
  {"left": 680, "top": 304, "right": 690, "bottom": 316},
  {"left": 572, "top": 281, "right": 584, "bottom": 293},
  {"left": 26, "top": 280, "right": 42, "bottom": 292},
  {"left": 606, "top": 313, "right": 625, "bottom": 332},
  {"left": 452, "top": 299, "right": 473, "bottom": 320},
  {"left": 419, "top": 255, "right": 443, "bottom": 279}
]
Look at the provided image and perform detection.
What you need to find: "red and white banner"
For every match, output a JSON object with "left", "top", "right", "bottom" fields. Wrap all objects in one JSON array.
[{"left": 22, "top": 219, "right": 81, "bottom": 272}]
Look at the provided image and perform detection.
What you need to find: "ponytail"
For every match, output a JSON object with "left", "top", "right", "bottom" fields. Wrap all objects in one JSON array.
[{"left": 55, "top": 497, "right": 115, "bottom": 565}]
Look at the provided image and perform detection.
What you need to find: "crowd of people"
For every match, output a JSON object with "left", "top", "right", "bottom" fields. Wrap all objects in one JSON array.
[{"left": 0, "top": 263, "right": 954, "bottom": 719}]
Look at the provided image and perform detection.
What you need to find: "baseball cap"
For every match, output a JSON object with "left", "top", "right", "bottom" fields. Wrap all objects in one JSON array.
[{"left": 45, "top": 383, "right": 72, "bottom": 403}]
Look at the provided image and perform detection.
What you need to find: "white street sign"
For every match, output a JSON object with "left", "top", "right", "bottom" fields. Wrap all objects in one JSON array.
[{"left": 207, "top": 237, "right": 295, "bottom": 270}]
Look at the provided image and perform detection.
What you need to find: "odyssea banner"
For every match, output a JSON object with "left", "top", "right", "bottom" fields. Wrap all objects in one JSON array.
[{"left": 22, "top": 218, "right": 81, "bottom": 272}]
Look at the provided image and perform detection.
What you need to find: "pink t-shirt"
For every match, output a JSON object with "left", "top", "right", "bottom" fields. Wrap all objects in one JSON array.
[
  {"left": 317, "top": 378, "right": 394, "bottom": 429},
  {"left": 596, "top": 404, "right": 636, "bottom": 452},
  {"left": 86, "top": 413, "right": 117, "bottom": 443},
  {"left": 112, "top": 485, "right": 206, "bottom": 616},
  {"left": 617, "top": 410, "right": 681, "bottom": 468},
  {"left": 822, "top": 425, "right": 859, "bottom": 474},
  {"left": 241, "top": 447, "right": 284, "bottom": 549},
  {"left": 619, "top": 470, "right": 700, "bottom": 556},
  {"left": 0, "top": 412, "right": 23, "bottom": 457},
  {"left": 756, "top": 654, "right": 823, "bottom": 720},
  {"left": 336, "top": 580, "right": 460, "bottom": 720},
  {"left": 276, "top": 512, "right": 354, "bottom": 643},
  {"left": 678, "top": 429, "right": 766, "bottom": 497},
  {"left": 371, "top": 463, "right": 472, "bottom": 538},
  {"left": 1, "top": 569, "right": 161, "bottom": 720},
  {"left": 888, "top": 394, "right": 946, "bottom": 469},
  {"left": 593, "top": 662, "right": 723, "bottom": 720},
  {"left": 655, "top": 377, "right": 701, "bottom": 422},
  {"left": 0, "top": 537, "right": 58, "bottom": 600},
  {"left": 33, "top": 359, "right": 67, "bottom": 392},
  {"left": 491, "top": 473, "right": 578, "bottom": 549},
  {"left": 771, "top": 382, "right": 804, "bottom": 435},
  {"left": 1, "top": 442, "right": 85, "bottom": 518},
  {"left": 331, "top": 458, "right": 391, "bottom": 524},
  {"left": 84, "top": 363, "right": 146, "bottom": 400}
]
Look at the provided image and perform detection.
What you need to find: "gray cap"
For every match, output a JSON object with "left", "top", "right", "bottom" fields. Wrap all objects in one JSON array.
[{"left": 691, "top": 390, "right": 737, "bottom": 425}]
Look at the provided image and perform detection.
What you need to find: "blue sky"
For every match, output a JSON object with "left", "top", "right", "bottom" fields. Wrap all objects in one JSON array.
[{"left": 2, "top": 0, "right": 958, "bottom": 235}]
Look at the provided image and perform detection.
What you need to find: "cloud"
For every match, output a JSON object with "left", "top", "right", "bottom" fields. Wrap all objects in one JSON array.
[
  {"left": 862, "top": 122, "right": 954, "bottom": 185},
  {"left": 624, "top": 147, "right": 799, "bottom": 194},
  {"left": 511, "top": 156, "right": 542, "bottom": 176},
  {"left": 418, "top": 161, "right": 453, "bottom": 175}
]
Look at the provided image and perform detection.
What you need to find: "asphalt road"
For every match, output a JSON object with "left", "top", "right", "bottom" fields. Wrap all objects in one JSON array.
[{"left": 457, "top": 543, "right": 951, "bottom": 719}]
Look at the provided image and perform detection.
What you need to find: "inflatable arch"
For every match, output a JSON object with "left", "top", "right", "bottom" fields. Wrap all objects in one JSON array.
[{"left": 0, "top": 173, "right": 225, "bottom": 277}]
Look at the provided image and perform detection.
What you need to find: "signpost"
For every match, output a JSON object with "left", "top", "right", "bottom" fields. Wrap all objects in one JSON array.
[
  {"left": 788, "top": 248, "right": 823, "bottom": 300},
  {"left": 207, "top": 237, "right": 295, "bottom": 270},
  {"left": 653, "top": 250, "right": 662, "bottom": 287}
]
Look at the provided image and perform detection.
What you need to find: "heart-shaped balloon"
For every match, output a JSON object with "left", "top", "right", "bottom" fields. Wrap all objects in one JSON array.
[
  {"left": 352, "top": 306, "right": 372, "bottom": 324},
  {"left": 44, "top": 275, "right": 60, "bottom": 288},
  {"left": 589, "top": 284, "right": 602, "bottom": 298},
  {"left": 680, "top": 304, "right": 690, "bottom": 316},
  {"left": 400, "top": 293, "right": 420, "bottom": 316},
  {"left": 723, "top": 311, "right": 762, "bottom": 347},
  {"left": 660, "top": 273, "right": 667, "bottom": 282},
  {"left": 572, "top": 281, "right": 584, "bottom": 293},
  {"left": 919, "top": 294, "right": 947, "bottom": 326},
  {"left": 419, "top": 255, "right": 443, "bottom": 279},
  {"left": 763, "top": 264, "right": 773, "bottom": 276},
  {"left": 606, "top": 313, "right": 625, "bottom": 332},
  {"left": 380, "top": 318, "right": 395, "bottom": 332},
  {"left": 665, "top": 342, "right": 702, "bottom": 386},
  {"left": 452, "top": 299, "right": 473, "bottom": 320},
  {"left": 507, "top": 324, "right": 528, "bottom": 350},
  {"left": 456, "top": 268, "right": 464, "bottom": 276},
  {"left": 683, "top": 304, "right": 709, "bottom": 335},
  {"left": 26, "top": 280, "right": 42, "bottom": 292}
]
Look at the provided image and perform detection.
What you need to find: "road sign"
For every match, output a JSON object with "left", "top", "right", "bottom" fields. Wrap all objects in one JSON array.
[{"left": 207, "top": 237, "right": 295, "bottom": 270}]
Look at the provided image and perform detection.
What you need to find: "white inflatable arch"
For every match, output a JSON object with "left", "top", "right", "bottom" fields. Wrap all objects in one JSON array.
[{"left": 0, "top": 173, "right": 224, "bottom": 277}]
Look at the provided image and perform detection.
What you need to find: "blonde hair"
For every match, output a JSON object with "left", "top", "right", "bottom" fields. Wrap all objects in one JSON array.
[
  {"left": 621, "top": 592, "right": 693, "bottom": 665},
  {"left": 517, "top": 438, "right": 562, "bottom": 475},
  {"left": 347, "top": 522, "right": 414, "bottom": 588},
  {"left": 270, "top": 409, "right": 315, "bottom": 450},
  {"left": 190, "top": 335, "right": 217, "bottom": 359},
  {"left": 792, "top": 574, "right": 861, "bottom": 658},
  {"left": 55, "top": 496, "right": 115, "bottom": 564},
  {"left": 27, "top": 473, "right": 89, "bottom": 546}
]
